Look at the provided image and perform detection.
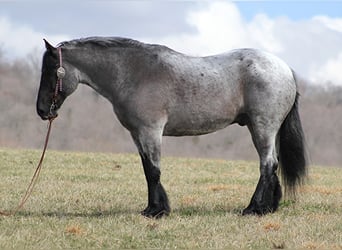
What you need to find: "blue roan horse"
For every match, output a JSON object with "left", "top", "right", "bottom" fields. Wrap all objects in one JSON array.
[{"left": 37, "top": 37, "right": 307, "bottom": 218}]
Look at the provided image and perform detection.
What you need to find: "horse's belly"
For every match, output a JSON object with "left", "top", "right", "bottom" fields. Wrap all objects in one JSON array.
[{"left": 163, "top": 114, "right": 234, "bottom": 136}]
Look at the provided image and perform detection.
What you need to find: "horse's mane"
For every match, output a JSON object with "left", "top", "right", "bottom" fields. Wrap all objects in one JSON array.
[{"left": 59, "top": 37, "right": 163, "bottom": 51}]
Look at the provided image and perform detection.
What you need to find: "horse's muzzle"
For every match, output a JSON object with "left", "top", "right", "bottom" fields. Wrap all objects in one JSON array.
[{"left": 37, "top": 107, "right": 58, "bottom": 121}]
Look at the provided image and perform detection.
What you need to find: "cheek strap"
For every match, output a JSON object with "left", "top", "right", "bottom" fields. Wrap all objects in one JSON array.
[{"left": 55, "top": 47, "right": 65, "bottom": 96}]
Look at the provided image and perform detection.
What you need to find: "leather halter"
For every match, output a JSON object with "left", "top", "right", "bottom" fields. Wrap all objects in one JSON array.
[
  {"left": 55, "top": 47, "right": 65, "bottom": 97},
  {"left": 49, "top": 47, "right": 65, "bottom": 118}
]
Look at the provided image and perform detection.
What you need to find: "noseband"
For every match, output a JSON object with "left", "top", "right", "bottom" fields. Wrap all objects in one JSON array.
[{"left": 49, "top": 47, "right": 65, "bottom": 118}]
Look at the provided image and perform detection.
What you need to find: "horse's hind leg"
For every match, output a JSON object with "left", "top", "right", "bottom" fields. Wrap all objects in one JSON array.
[
  {"left": 131, "top": 127, "right": 170, "bottom": 218},
  {"left": 242, "top": 121, "right": 282, "bottom": 215}
]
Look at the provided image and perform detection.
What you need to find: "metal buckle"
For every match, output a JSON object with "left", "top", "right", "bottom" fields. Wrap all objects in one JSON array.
[
  {"left": 49, "top": 101, "right": 56, "bottom": 116},
  {"left": 56, "top": 66, "right": 65, "bottom": 79}
]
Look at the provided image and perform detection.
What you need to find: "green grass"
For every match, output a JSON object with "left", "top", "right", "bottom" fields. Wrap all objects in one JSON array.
[{"left": 0, "top": 148, "right": 341, "bottom": 249}]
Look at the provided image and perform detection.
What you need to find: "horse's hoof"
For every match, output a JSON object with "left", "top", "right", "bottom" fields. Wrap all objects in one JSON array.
[
  {"left": 242, "top": 207, "right": 259, "bottom": 216},
  {"left": 141, "top": 206, "right": 170, "bottom": 219},
  {"left": 242, "top": 206, "right": 274, "bottom": 216}
]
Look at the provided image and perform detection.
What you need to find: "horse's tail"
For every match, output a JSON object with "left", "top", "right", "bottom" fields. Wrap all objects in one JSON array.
[{"left": 278, "top": 79, "right": 307, "bottom": 196}]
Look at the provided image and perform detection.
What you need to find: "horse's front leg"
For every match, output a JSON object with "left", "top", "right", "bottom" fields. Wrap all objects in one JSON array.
[{"left": 131, "top": 128, "right": 170, "bottom": 218}]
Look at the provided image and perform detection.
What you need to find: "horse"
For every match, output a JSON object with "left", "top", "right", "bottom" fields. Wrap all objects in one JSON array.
[{"left": 36, "top": 37, "right": 307, "bottom": 218}]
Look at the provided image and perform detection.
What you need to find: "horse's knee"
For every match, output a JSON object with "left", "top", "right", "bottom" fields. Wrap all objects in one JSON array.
[
  {"left": 262, "top": 158, "right": 282, "bottom": 195},
  {"left": 260, "top": 157, "right": 278, "bottom": 176},
  {"left": 144, "top": 162, "right": 161, "bottom": 184}
]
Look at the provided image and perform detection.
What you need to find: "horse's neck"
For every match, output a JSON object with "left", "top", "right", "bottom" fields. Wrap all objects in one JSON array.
[{"left": 70, "top": 48, "right": 126, "bottom": 103}]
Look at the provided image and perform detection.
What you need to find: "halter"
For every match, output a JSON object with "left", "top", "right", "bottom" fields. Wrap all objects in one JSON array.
[
  {"left": 50, "top": 47, "right": 65, "bottom": 118},
  {"left": 56, "top": 47, "right": 65, "bottom": 96}
]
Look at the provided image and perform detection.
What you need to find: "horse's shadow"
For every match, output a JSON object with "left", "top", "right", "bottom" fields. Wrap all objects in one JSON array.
[
  {"left": 173, "top": 205, "right": 244, "bottom": 217},
  {"left": 16, "top": 208, "right": 136, "bottom": 218},
  {"left": 16, "top": 205, "right": 244, "bottom": 218}
]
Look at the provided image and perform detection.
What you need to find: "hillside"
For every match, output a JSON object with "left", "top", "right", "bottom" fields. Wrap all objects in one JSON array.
[
  {"left": 0, "top": 149, "right": 341, "bottom": 249},
  {"left": 0, "top": 53, "right": 342, "bottom": 167}
]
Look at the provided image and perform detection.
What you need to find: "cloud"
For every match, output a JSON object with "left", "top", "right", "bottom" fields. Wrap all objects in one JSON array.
[
  {"left": 1, "top": 2, "right": 341, "bottom": 87},
  {"left": 309, "top": 52, "right": 342, "bottom": 85},
  {"left": 313, "top": 16, "right": 342, "bottom": 33},
  {"left": 307, "top": 16, "right": 342, "bottom": 86},
  {"left": 0, "top": 16, "right": 69, "bottom": 60},
  {"left": 150, "top": 2, "right": 283, "bottom": 56},
  {"left": 147, "top": 1, "right": 342, "bottom": 86}
]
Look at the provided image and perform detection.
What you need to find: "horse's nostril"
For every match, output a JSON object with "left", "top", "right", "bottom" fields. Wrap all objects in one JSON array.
[
  {"left": 37, "top": 108, "right": 44, "bottom": 116},
  {"left": 37, "top": 107, "right": 48, "bottom": 119}
]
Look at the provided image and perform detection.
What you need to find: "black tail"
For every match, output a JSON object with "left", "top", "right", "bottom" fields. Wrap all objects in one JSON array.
[{"left": 279, "top": 92, "right": 308, "bottom": 196}]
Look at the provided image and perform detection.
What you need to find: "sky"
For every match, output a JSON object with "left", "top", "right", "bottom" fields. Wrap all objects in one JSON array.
[{"left": 1, "top": 0, "right": 342, "bottom": 87}]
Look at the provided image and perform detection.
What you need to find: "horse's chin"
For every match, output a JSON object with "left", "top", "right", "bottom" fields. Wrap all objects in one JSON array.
[
  {"left": 39, "top": 112, "right": 58, "bottom": 121},
  {"left": 48, "top": 113, "right": 58, "bottom": 121}
]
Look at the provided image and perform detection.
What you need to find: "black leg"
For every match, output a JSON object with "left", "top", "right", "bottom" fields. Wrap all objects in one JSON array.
[
  {"left": 244, "top": 122, "right": 282, "bottom": 216},
  {"left": 140, "top": 154, "right": 170, "bottom": 218},
  {"left": 242, "top": 161, "right": 282, "bottom": 215},
  {"left": 131, "top": 129, "right": 170, "bottom": 219}
]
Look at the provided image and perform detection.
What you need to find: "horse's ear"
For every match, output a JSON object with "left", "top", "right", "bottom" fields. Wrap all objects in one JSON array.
[{"left": 43, "top": 39, "right": 56, "bottom": 53}]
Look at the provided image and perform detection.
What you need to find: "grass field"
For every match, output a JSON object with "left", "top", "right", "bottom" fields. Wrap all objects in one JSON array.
[{"left": 0, "top": 148, "right": 341, "bottom": 249}]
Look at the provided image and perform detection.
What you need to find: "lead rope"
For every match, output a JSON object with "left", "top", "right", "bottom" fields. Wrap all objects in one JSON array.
[
  {"left": 0, "top": 118, "right": 54, "bottom": 216},
  {"left": 0, "top": 47, "right": 64, "bottom": 216}
]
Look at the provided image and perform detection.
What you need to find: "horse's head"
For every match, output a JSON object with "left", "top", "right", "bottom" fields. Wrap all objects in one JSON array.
[{"left": 36, "top": 39, "right": 79, "bottom": 120}]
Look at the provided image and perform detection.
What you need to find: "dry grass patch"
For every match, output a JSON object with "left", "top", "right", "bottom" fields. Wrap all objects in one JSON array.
[
  {"left": 65, "top": 224, "right": 84, "bottom": 235},
  {"left": 263, "top": 222, "right": 281, "bottom": 232},
  {"left": 301, "top": 186, "right": 342, "bottom": 195}
]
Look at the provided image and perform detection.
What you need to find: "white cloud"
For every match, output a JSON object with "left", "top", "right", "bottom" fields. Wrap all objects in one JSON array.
[
  {"left": 185, "top": 1, "right": 247, "bottom": 54},
  {"left": 307, "top": 16, "right": 342, "bottom": 86},
  {"left": 146, "top": 1, "right": 342, "bottom": 87},
  {"left": 150, "top": 2, "right": 282, "bottom": 56},
  {"left": 0, "top": 17, "right": 69, "bottom": 60},
  {"left": 145, "top": 2, "right": 243, "bottom": 56},
  {"left": 309, "top": 52, "right": 342, "bottom": 86},
  {"left": 1, "top": 2, "right": 341, "bottom": 87},
  {"left": 313, "top": 16, "right": 342, "bottom": 33},
  {"left": 247, "top": 14, "right": 283, "bottom": 54}
]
